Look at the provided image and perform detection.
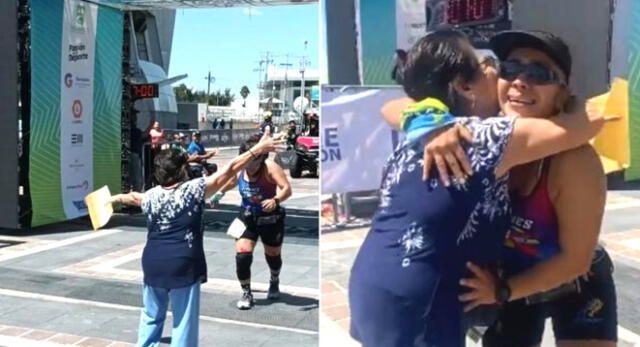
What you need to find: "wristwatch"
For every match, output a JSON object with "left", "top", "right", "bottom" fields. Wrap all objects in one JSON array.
[
  {"left": 495, "top": 278, "right": 512, "bottom": 305},
  {"left": 273, "top": 197, "right": 281, "bottom": 206}
]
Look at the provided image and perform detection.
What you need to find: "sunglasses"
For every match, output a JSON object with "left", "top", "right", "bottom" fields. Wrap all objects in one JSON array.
[{"left": 499, "top": 60, "right": 564, "bottom": 86}]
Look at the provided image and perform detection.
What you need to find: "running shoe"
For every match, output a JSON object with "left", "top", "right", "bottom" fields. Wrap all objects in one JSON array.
[
  {"left": 237, "top": 291, "right": 254, "bottom": 310},
  {"left": 267, "top": 279, "right": 280, "bottom": 300}
]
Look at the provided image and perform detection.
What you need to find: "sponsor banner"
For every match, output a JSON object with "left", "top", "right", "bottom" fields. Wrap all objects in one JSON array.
[
  {"left": 30, "top": 0, "right": 122, "bottom": 226},
  {"left": 320, "top": 86, "right": 405, "bottom": 194},
  {"left": 60, "top": 0, "right": 97, "bottom": 218}
]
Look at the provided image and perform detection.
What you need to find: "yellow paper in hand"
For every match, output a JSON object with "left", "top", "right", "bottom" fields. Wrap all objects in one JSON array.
[{"left": 84, "top": 186, "right": 113, "bottom": 230}]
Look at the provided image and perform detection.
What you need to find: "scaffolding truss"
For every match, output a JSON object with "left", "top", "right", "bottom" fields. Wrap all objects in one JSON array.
[{"left": 83, "top": 0, "right": 316, "bottom": 10}]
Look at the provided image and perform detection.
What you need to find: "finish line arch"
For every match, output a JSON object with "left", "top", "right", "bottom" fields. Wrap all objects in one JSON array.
[{"left": 83, "top": 0, "right": 316, "bottom": 10}]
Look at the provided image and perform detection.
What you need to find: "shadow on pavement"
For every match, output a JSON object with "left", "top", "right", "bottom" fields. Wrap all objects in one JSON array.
[
  {"left": 0, "top": 216, "right": 94, "bottom": 235},
  {"left": 253, "top": 293, "right": 318, "bottom": 311}
]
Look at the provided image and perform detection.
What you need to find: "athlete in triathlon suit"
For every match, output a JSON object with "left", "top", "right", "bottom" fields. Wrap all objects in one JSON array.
[{"left": 217, "top": 135, "right": 292, "bottom": 309}]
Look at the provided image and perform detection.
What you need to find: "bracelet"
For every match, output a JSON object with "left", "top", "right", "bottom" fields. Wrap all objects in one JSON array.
[{"left": 248, "top": 148, "right": 257, "bottom": 159}]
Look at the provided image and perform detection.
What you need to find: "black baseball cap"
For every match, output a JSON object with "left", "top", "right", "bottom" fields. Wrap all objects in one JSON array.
[{"left": 489, "top": 30, "right": 572, "bottom": 81}]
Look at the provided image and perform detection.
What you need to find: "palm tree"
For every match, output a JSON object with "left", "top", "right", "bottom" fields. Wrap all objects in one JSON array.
[{"left": 240, "top": 86, "right": 250, "bottom": 107}]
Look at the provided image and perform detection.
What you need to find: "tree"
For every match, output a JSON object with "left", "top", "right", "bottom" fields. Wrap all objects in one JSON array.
[
  {"left": 240, "top": 86, "right": 250, "bottom": 107},
  {"left": 173, "top": 83, "right": 195, "bottom": 102},
  {"left": 207, "top": 89, "right": 235, "bottom": 106},
  {"left": 173, "top": 84, "right": 235, "bottom": 106}
]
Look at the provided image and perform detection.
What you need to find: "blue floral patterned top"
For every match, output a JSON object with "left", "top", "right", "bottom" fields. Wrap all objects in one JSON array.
[
  {"left": 141, "top": 178, "right": 207, "bottom": 289},
  {"left": 350, "top": 116, "right": 515, "bottom": 342}
]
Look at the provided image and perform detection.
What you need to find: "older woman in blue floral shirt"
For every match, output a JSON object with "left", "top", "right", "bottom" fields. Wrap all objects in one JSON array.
[{"left": 110, "top": 130, "right": 283, "bottom": 347}]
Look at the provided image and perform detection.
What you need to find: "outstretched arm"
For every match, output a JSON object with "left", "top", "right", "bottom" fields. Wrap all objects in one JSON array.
[
  {"left": 109, "top": 192, "right": 144, "bottom": 207},
  {"left": 203, "top": 130, "right": 285, "bottom": 199},
  {"left": 218, "top": 175, "right": 239, "bottom": 194}
]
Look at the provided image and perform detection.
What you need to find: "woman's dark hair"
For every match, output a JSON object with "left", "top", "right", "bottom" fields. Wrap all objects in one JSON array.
[
  {"left": 400, "top": 30, "right": 480, "bottom": 110},
  {"left": 153, "top": 149, "right": 189, "bottom": 186},
  {"left": 239, "top": 134, "right": 268, "bottom": 162},
  {"left": 239, "top": 134, "right": 261, "bottom": 154}
]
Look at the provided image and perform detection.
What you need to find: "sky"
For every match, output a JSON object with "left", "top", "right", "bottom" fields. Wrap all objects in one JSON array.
[{"left": 168, "top": 4, "right": 319, "bottom": 100}]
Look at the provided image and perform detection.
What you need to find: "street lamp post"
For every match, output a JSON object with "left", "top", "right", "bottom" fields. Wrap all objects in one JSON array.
[
  {"left": 299, "top": 40, "right": 309, "bottom": 116},
  {"left": 280, "top": 60, "right": 292, "bottom": 114},
  {"left": 204, "top": 70, "right": 215, "bottom": 96}
]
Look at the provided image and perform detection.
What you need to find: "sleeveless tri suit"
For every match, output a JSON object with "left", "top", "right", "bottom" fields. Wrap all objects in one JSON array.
[
  {"left": 237, "top": 166, "right": 285, "bottom": 247},
  {"left": 483, "top": 159, "right": 617, "bottom": 345}
]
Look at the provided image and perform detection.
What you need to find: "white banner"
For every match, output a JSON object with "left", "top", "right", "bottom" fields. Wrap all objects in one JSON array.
[
  {"left": 321, "top": 86, "right": 406, "bottom": 194},
  {"left": 396, "top": 0, "right": 428, "bottom": 51},
  {"left": 60, "top": 0, "right": 97, "bottom": 218}
]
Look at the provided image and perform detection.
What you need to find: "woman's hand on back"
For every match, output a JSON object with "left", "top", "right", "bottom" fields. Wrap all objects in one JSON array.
[{"left": 458, "top": 262, "right": 499, "bottom": 312}]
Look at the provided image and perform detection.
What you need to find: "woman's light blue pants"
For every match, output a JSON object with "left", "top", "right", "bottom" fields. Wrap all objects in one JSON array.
[{"left": 136, "top": 282, "right": 201, "bottom": 347}]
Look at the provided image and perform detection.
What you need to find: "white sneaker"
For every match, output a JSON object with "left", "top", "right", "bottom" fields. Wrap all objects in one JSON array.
[{"left": 237, "top": 291, "right": 254, "bottom": 310}]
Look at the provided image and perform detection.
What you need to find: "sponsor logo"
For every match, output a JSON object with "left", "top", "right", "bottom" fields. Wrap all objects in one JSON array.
[
  {"left": 71, "top": 133, "right": 83, "bottom": 146},
  {"left": 72, "top": 200, "right": 88, "bottom": 212},
  {"left": 69, "top": 159, "right": 85, "bottom": 169},
  {"left": 72, "top": 100, "right": 83, "bottom": 120},
  {"left": 66, "top": 180, "right": 89, "bottom": 191},
  {"left": 75, "top": 76, "right": 91, "bottom": 88},
  {"left": 64, "top": 73, "right": 73, "bottom": 88},
  {"left": 71, "top": 2, "right": 87, "bottom": 32}
]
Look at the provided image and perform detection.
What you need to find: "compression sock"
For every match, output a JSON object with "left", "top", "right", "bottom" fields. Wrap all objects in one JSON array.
[
  {"left": 236, "top": 252, "right": 253, "bottom": 291},
  {"left": 265, "top": 253, "right": 282, "bottom": 282}
]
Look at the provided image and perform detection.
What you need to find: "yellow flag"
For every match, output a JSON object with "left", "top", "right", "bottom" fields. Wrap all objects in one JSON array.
[
  {"left": 84, "top": 186, "right": 113, "bottom": 230},
  {"left": 590, "top": 78, "right": 630, "bottom": 174}
]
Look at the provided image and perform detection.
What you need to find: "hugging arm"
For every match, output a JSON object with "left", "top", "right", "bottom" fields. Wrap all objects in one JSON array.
[
  {"left": 494, "top": 101, "right": 604, "bottom": 177},
  {"left": 381, "top": 97, "right": 413, "bottom": 131},
  {"left": 417, "top": 99, "right": 604, "bottom": 182}
]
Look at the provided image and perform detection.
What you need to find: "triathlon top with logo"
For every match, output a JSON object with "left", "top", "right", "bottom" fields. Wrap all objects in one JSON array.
[
  {"left": 503, "top": 160, "right": 561, "bottom": 276},
  {"left": 349, "top": 103, "right": 516, "bottom": 346},
  {"left": 141, "top": 178, "right": 207, "bottom": 289},
  {"left": 238, "top": 167, "right": 277, "bottom": 214}
]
